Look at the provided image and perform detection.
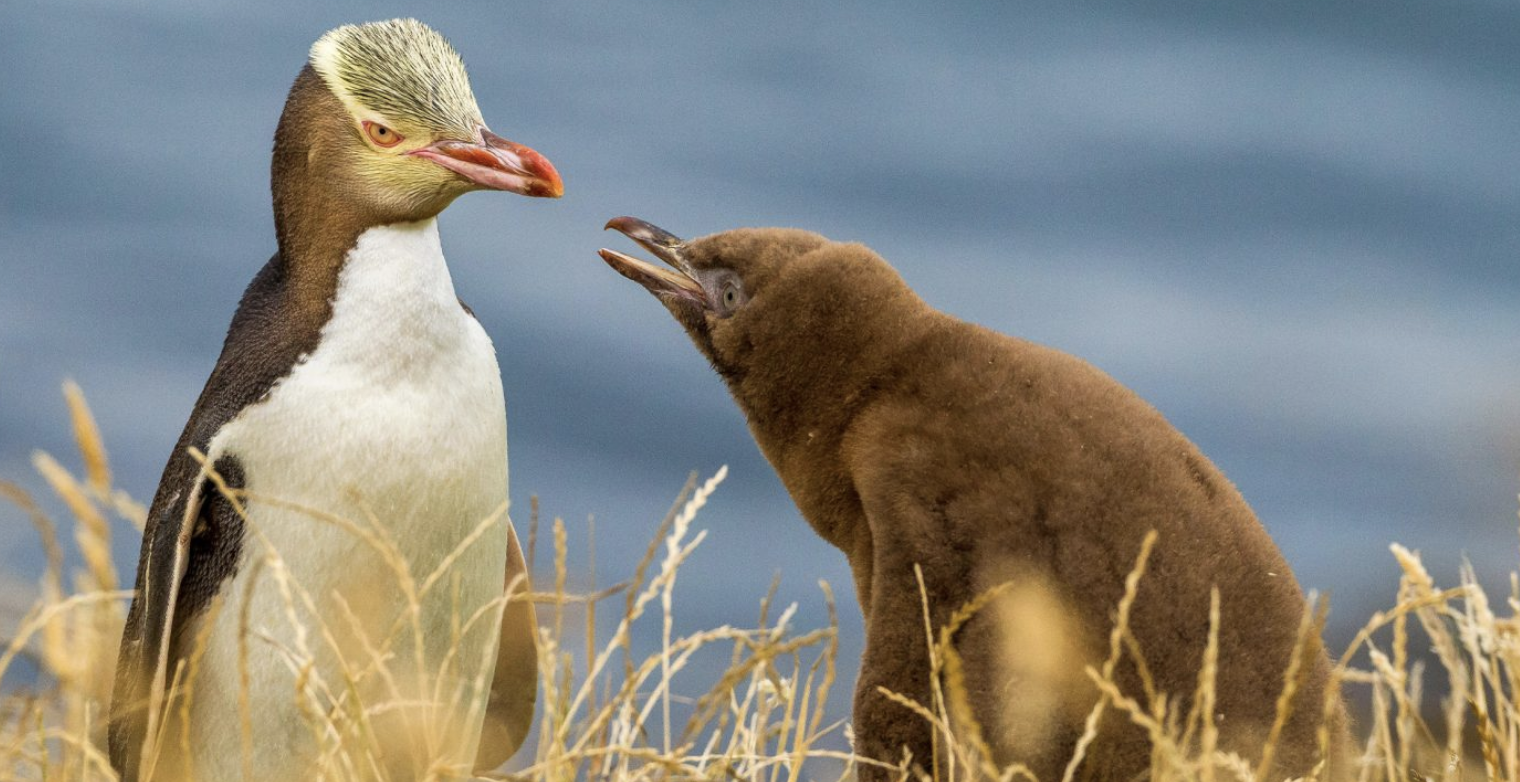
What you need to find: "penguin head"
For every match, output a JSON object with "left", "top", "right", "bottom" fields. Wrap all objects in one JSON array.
[
  {"left": 278, "top": 19, "right": 562, "bottom": 226},
  {"left": 599, "top": 217, "right": 923, "bottom": 396}
]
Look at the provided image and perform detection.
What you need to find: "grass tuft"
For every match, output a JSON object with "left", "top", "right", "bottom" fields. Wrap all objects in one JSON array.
[{"left": 0, "top": 385, "right": 1515, "bottom": 781}]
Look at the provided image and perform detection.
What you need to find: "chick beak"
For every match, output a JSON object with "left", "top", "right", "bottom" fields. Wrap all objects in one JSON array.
[
  {"left": 411, "top": 128, "right": 564, "bottom": 198},
  {"left": 598, "top": 216, "right": 705, "bottom": 301}
]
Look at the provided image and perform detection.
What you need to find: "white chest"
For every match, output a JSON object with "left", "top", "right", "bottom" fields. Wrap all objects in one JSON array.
[
  {"left": 183, "top": 220, "right": 511, "bottom": 780},
  {"left": 217, "top": 219, "right": 508, "bottom": 534}
]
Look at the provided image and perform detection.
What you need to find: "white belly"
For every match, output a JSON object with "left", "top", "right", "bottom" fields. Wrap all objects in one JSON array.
[{"left": 173, "top": 220, "right": 511, "bottom": 781}]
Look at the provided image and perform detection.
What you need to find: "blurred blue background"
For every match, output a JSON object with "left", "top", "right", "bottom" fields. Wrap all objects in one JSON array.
[{"left": 3, "top": 0, "right": 1519, "bottom": 758}]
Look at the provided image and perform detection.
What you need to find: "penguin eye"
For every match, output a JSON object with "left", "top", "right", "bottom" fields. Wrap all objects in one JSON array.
[
  {"left": 363, "top": 121, "right": 404, "bottom": 148},
  {"left": 717, "top": 280, "right": 745, "bottom": 316}
]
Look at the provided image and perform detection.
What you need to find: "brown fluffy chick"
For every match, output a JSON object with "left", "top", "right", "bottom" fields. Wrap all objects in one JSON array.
[{"left": 598, "top": 218, "right": 1352, "bottom": 782}]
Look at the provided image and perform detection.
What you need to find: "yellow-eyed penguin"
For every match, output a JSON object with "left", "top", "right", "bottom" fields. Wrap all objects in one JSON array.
[
  {"left": 598, "top": 218, "right": 1352, "bottom": 781},
  {"left": 108, "top": 19, "right": 558, "bottom": 781}
]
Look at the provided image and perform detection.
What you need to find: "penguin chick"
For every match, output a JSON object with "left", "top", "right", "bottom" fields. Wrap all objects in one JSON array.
[
  {"left": 109, "top": 20, "right": 557, "bottom": 782},
  {"left": 598, "top": 218, "right": 1351, "bottom": 781}
]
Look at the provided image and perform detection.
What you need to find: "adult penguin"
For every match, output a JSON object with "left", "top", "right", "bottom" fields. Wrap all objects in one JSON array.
[{"left": 110, "top": 19, "right": 559, "bottom": 781}]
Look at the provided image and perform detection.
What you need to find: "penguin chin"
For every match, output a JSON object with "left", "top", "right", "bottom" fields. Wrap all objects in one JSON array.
[{"left": 666, "top": 301, "right": 718, "bottom": 362}]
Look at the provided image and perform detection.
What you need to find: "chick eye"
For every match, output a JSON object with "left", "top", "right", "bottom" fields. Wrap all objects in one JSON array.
[
  {"left": 717, "top": 281, "right": 745, "bottom": 315},
  {"left": 363, "top": 121, "right": 404, "bottom": 148}
]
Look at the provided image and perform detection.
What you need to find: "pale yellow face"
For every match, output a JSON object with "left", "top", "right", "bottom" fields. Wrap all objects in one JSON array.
[{"left": 309, "top": 19, "right": 486, "bottom": 212}]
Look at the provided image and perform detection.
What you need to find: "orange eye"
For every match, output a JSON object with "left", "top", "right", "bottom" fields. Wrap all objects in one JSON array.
[{"left": 363, "top": 121, "right": 404, "bottom": 148}]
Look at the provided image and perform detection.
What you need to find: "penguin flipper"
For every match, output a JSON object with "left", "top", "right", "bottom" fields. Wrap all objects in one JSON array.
[
  {"left": 109, "top": 469, "right": 202, "bottom": 781},
  {"left": 474, "top": 523, "right": 538, "bottom": 771},
  {"left": 110, "top": 451, "right": 250, "bottom": 782}
]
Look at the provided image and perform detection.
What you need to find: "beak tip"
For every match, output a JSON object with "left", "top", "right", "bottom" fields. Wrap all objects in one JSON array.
[
  {"left": 528, "top": 158, "right": 564, "bottom": 198},
  {"left": 474, "top": 128, "right": 564, "bottom": 198},
  {"left": 538, "top": 158, "right": 565, "bottom": 198}
]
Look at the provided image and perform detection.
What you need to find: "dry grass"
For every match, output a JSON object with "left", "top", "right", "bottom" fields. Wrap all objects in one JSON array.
[{"left": 0, "top": 384, "right": 1514, "bottom": 781}]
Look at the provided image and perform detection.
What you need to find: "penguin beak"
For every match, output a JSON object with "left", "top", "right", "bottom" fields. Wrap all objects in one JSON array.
[
  {"left": 411, "top": 129, "right": 564, "bottom": 198},
  {"left": 599, "top": 216, "right": 705, "bottom": 302}
]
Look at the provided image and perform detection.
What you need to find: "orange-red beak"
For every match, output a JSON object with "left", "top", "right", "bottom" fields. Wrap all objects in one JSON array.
[{"left": 412, "top": 129, "right": 564, "bottom": 198}]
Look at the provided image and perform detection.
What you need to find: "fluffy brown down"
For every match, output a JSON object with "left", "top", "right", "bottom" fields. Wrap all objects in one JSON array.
[{"left": 605, "top": 225, "right": 1352, "bottom": 781}]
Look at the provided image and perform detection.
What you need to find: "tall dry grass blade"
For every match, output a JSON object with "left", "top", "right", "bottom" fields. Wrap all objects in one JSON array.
[
  {"left": 524, "top": 467, "right": 849, "bottom": 782},
  {"left": 937, "top": 578, "right": 1019, "bottom": 779},
  {"left": 62, "top": 380, "right": 112, "bottom": 497},
  {"left": 657, "top": 467, "right": 726, "bottom": 756},
  {"left": 237, "top": 556, "right": 265, "bottom": 782},
  {"left": 549, "top": 476, "right": 714, "bottom": 758},
  {"left": 1254, "top": 592, "right": 1325, "bottom": 782},
  {"left": 1389, "top": 544, "right": 1471, "bottom": 780},
  {"left": 0, "top": 482, "right": 64, "bottom": 583},
  {"left": 1389, "top": 581, "right": 1415, "bottom": 778},
  {"left": 625, "top": 472, "right": 696, "bottom": 685},
  {"left": 31, "top": 452, "right": 117, "bottom": 594},
  {"left": 1082, "top": 670, "right": 1169, "bottom": 750},
  {"left": 419, "top": 502, "right": 508, "bottom": 598},
  {"left": 1119, "top": 627, "right": 1160, "bottom": 718},
  {"left": 174, "top": 592, "right": 228, "bottom": 782},
  {"left": 0, "top": 590, "right": 133, "bottom": 688},
  {"left": 911, "top": 564, "right": 950, "bottom": 781},
  {"left": 527, "top": 494, "right": 540, "bottom": 576},
  {"left": 585, "top": 513, "right": 598, "bottom": 735},
  {"left": 1194, "top": 588, "right": 1221, "bottom": 782},
  {"left": 0, "top": 481, "right": 72, "bottom": 686},
  {"left": 551, "top": 516, "right": 568, "bottom": 706},
  {"left": 806, "top": 581, "right": 839, "bottom": 756},
  {"left": 1062, "top": 529, "right": 1159, "bottom": 782}
]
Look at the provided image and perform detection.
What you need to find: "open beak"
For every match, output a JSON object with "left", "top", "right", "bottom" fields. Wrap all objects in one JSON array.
[
  {"left": 412, "top": 128, "right": 564, "bottom": 198},
  {"left": 599, "top": 216, "right": 705, "bottom": 301}
]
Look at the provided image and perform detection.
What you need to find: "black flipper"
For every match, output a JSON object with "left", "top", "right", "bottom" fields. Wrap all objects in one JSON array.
[
  {"left": 474, "top": 526, "right": 538, "bottom": 771},
  {"left": 109, "top": 253, "right": 324, "bottom": 780}
]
